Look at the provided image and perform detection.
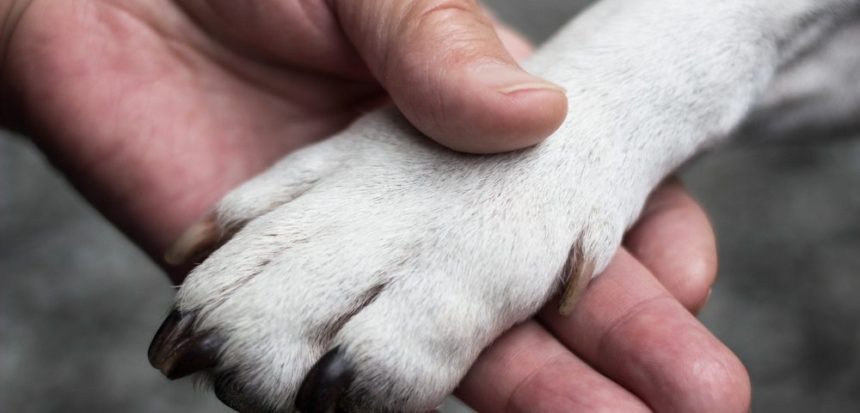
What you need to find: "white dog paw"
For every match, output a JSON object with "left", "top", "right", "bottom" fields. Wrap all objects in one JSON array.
[
  {"left": 150, "top": 109, "right": 630, "bottom": 412},
  {"left": 163, "top": 137, "right": 357, "bottom": 266}
]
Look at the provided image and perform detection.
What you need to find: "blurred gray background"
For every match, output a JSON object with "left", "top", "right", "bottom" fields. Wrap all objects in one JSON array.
[{"left": 3, "top": 1, "right": 859, "bottom": 412}]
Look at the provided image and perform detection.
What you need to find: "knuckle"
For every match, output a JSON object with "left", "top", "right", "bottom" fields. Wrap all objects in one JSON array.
[
  {"left": 407, "top": 0, "right": 482, "bottom": 21},
  {"left": 403, "top": 0, "right": 495, "bottom": 52}
]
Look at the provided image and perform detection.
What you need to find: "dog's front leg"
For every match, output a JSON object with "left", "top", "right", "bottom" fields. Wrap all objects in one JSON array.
[
  {"left": 738, "top": 19, "right": 860, "bottom": 143},
  {"left": 520, "top": 0, "right": 860, "bottom": 220}
]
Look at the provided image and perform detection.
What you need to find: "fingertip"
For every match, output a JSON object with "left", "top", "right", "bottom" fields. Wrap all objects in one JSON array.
[
  {"left": 601, "top": 296, "right": 751, "bottom": 413},
  {"left": 681, "top": 255, "right": 718, "bottom": 313},
  {"left": 626, "top": 179, "right": 718, "bottom": 312},
  {"left": 693, "top": 343, "right": 752, "bottom": 413},
  {"left": 540, "top": 250, "right": 750, "bottom": 413}
]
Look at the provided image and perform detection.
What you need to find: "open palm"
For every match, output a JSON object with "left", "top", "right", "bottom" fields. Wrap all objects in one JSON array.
[{"left": 5, "top": 0, "right": 392, "bottom": 260}]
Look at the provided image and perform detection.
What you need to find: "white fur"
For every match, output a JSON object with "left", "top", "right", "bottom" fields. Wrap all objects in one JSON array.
[{"left": 173, "top": 0, "right": 860, "bottom": 411}]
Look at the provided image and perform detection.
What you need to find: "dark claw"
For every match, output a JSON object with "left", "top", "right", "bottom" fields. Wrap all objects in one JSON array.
[
  {"left": 214, "top": 373, "right": 276, "bottom": 413},
  {"left": 148, "top": 309, "right": 187, "bottom": 365},
  {"left": 295, "top": 347, "right": 355, "bottom": 413},
  {"left": 148, "top": 309, "right": 223, "bottom": 379},
  {"left": 214, "top": 374, "right": 243, "bottom": 411}
]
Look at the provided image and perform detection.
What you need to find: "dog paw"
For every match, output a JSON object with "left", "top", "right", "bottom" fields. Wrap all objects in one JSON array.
[
  {"left": 150, "top": 110, "right": 631, "bottom": 412},
  {"left": 163, "top": 136, "right": 355, "bottom": 266}
]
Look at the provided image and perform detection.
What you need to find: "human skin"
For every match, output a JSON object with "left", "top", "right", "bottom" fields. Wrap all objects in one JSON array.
[{"left": 0, "top": 0, "right": 750, "bottom": 411}]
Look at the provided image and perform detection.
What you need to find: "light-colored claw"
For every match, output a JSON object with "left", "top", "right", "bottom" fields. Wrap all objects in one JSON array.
[
  {"left": 164, "top": 214, "right": 219, "bottom": 266},
  {"left": 558, "top": 238, "right": 595, "bottom": 316}
]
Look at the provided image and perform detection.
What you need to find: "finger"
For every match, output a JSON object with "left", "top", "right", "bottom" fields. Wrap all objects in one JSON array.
[
  {"left": 541, "top": 250, "right": 751, "bottom": 413},
  {"left": 456, "top": 321, "right": 651, "bottom": 413},
  {"left": 624, "top": 178, "right": 717, "bottom": 312},
  {"left": 333, "top": 0, "right": 567, "bottom": 153}
]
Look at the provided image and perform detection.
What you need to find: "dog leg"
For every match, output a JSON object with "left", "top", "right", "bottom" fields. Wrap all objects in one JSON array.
[{"left": 739, "top": 19, "right": 860, "bottom": 143}]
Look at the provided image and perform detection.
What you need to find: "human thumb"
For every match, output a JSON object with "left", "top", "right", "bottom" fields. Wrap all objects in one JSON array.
[{"left": 332, "top": 0, "right": 567, "bottom": 153}]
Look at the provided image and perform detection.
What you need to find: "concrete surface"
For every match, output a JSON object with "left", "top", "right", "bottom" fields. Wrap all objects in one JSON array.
[{"left": 3, "top": 1, "right": 859, "bottom": 412}]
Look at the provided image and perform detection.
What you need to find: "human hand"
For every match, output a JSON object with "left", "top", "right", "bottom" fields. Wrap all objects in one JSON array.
[
  {"left": 458, "top": 180, "right": 751, "bottom": 412},
  {"left": 1, "top": 1, "right": 749, "bottom": 411},
  {"left": 1, "top": 0, "right": 564, "bottom": 264}
]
